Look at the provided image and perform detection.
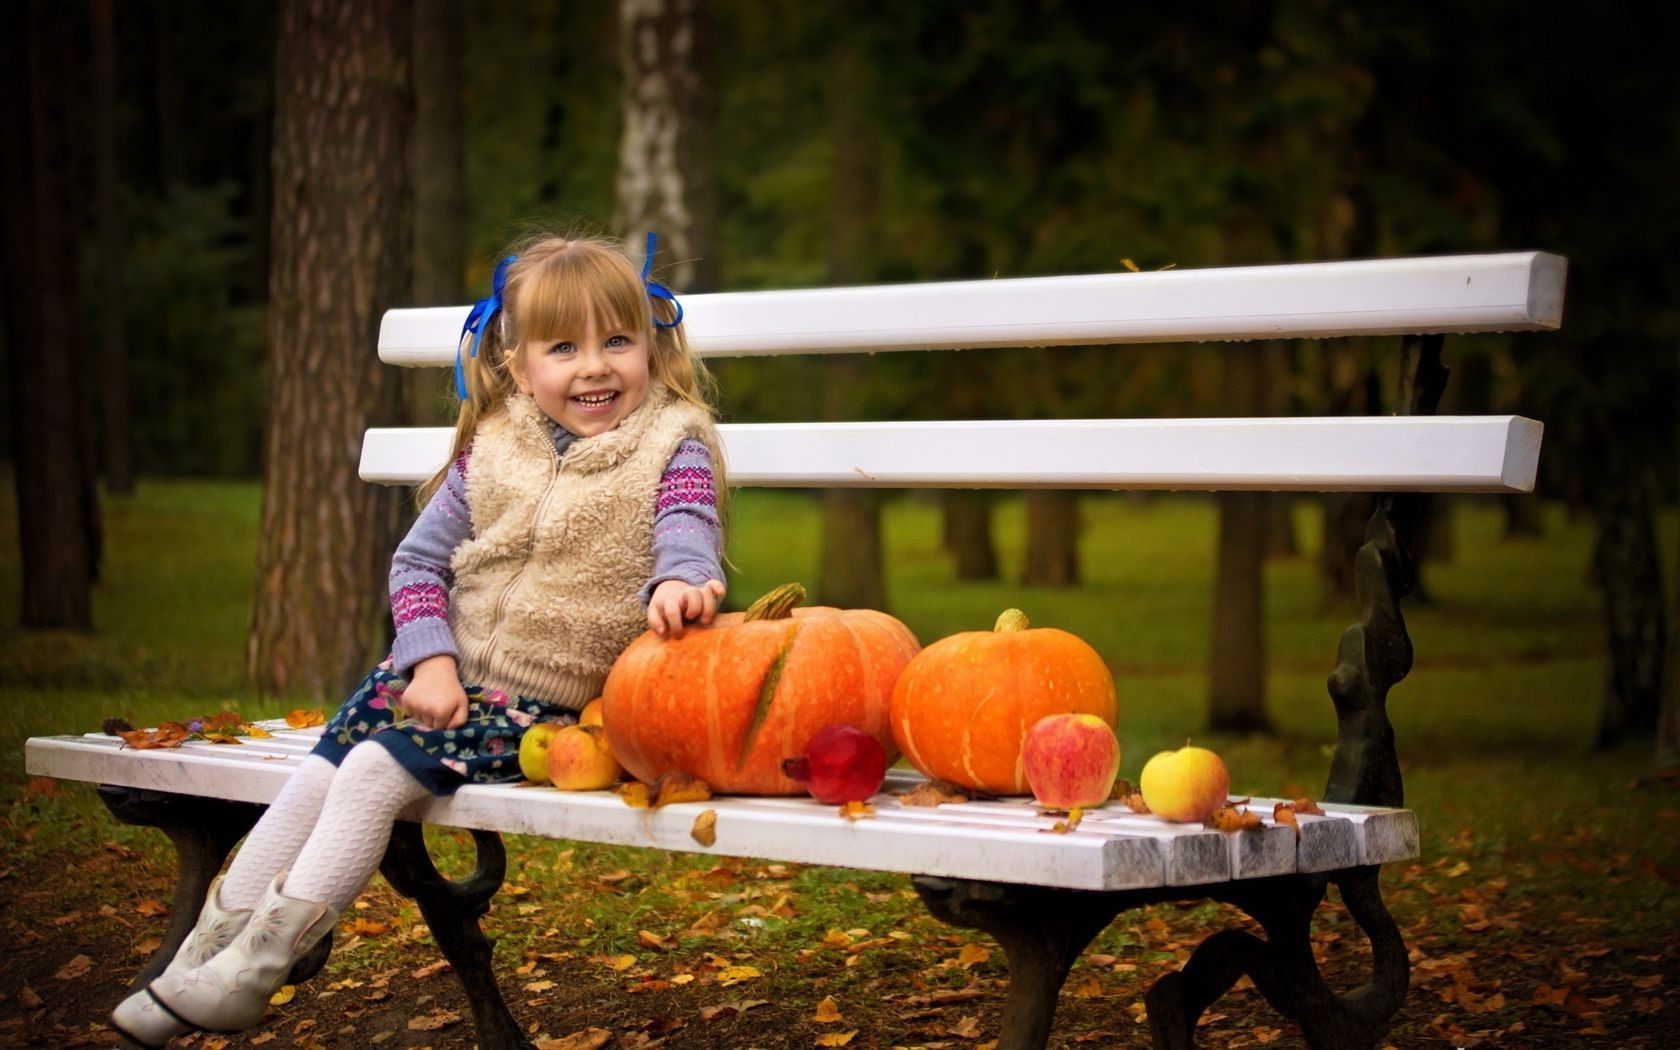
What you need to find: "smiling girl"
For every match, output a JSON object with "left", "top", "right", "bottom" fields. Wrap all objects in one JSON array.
[{"left": 113, "top": 234, "right": 726, "bottom": 1045}]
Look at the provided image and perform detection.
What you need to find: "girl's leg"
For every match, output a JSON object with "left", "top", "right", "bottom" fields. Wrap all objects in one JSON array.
[
  {"left": 218, "top": 754, "right": 339, "bottom": 910},
  {"left": 284, "top": 741, "right": 430, "bottom": 911},
  {"left": 113, "top": 744, "right": 428, "bottom": 1045}
]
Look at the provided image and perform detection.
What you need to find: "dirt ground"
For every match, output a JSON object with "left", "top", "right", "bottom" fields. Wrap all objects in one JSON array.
[{"left": 3, "top": 844, "right": 1678, "bottom": 1050}]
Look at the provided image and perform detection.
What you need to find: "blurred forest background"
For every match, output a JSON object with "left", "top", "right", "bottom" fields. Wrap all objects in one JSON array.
[{"left": 3, "top": 0, "right": 1676, "bottom": 759}]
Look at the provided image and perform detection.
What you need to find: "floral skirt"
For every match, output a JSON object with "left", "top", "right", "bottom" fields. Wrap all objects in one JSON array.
[{"left": 311, "top": 656, "right": 576, "bottom": 796}]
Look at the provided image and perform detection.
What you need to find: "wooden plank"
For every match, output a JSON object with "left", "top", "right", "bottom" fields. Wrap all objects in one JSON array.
[
  {"left": 359, "top": 415, "right": 1543, "bottom": 493},
  {"left": 26, "top": 731, "right": 1419, "bottom": 893},
  {"left": 377, "top": 251, "right": 1566, "bottom": 365}
]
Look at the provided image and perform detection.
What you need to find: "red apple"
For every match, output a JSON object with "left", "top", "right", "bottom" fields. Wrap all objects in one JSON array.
[
  {"left": 1138, "top": 744, "right": 1229, "bottom": 822},
  {"left": 1022, "top": 713, "right": 1121, "bottom": 810},
  {"left": 547, "top": 724, "right": 624, "bottom": 790}
]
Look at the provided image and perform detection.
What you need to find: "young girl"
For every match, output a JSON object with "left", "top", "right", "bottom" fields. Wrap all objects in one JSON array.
[{"left": 112, "top": 234, "right": 726, "bottom": 1046}]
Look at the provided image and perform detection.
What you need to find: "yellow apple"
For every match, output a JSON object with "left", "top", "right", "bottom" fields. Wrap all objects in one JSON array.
[
  {"left": 1021, "top": 713, "right": 1121, "bottom": 809},
  {"left": 1139, "top": 744, "right": 1230, "bottom": 822},
  {"left": 578, "top": 697, "right": 605, "bottom": 727},
  {"left": 518, "top": 722, "right": 564, "bottom": 783},
  {"left": 546, "top": 724, "right": 624, "bottom": 791}
]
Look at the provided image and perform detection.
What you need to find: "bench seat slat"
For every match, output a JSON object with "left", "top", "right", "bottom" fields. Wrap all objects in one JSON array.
[
  {"left": 26, "top": 728, "right": 1418, "bottom": 893},
  {"left": 359, "top": 415, "right": 1542, "bottom": 493},
  {"left": 378, "top": 251, "right": 1565, "bottom": 364}
]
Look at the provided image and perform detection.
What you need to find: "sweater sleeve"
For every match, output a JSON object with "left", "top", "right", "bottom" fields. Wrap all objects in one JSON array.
[
  {"left": 389, "top": 447, "right": 473, "bottom": 675},
  {"left": 638, "top": 439, "right": 725, "bottom": 607}
]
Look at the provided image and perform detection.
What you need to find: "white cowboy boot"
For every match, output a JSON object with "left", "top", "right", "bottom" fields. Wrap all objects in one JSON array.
[
  {"left": 142, "top": 872, "right": 337, "bottom": 1037},
  {"left": 110, "top": 875, "right": 252, "bottom": 1047}
]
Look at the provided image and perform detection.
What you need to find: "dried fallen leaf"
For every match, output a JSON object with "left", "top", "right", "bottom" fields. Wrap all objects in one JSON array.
[
  {"left": 1045, "top": 807, "right": 1085, "bottom": 834},
  {"left": 956, "top": 944, "right": 991, "bottom": 968},
  {"left": 1290, "top": 798, "right": 1325, "bottom": 815},
  {"left": 838, "top": 800, "right": 875, "bottom": 821},
  {"left": 654, "top": 772, "right": 713, "bottom": 807},
  {"left": 691, "top": 809, "right": 718, "bottom": 847},
  {"left": 950, "top": 1015, "right": 984, "bottom": 1038},
  {"left": 268, "top": 984, "right": 296, "bottom": 1006},
  {"left": 134, "top": 899, "right": 168, "bottom": 917},
  {"left": 411, "top": 959, "right": 451, "bottom": 979},
  {"left": 815, "top": 995, "right": 843, "bottom": 1022},
  {"left": 407, "top": 1008, "right": 462, "bottom": 1031},
  {"left": 814, "top": 1032, "right": 857, "bottom": 1047},
  {"left": 619, "top": 781, "right": 651, "bottom": 808},
  {"left": 1123, "top": 790, "right": 1151, "bottom": 814},
  {"left": 54, "top": 955, "right": 92, "bottom": 980},
  {"left": 285, "top": 708, "right": 326, "bottom": 728},
  {"left": 1206, "top": 806, "right": 1263, "bottom": 832},
  {"left": 18, "top": 986, "right": 41, "bottom": 1009},
  {"left": 535, "top": 1029, "right": 612, "bottom": 1050},
  {"left": 637, "top": 930, "right": 674, "bottom": 951},
  {"left": 344, "top": 917, "right": 389, "bottom": 937},
  {"left": 1273, "top": 803, "right": 1300, "bottom": 837},
  {"left": 596, "top": 953, "right": 637, "bottom": 972},
  {"left": 717, "top": 964, "right": 763, "bottom": 985},
  {"left": 897, "top": 781, "right": 969, "bottom": 807},
  {"left": 1121, "top": 258, "right": 1141, "bottom": 272},
  {"left": 202, "top": 732, "right": 245, "bottom": 745}
]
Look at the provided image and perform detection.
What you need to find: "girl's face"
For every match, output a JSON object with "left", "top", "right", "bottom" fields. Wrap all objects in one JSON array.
[{"left": 512, "top": 311, "right": 651, "bottom": 437}]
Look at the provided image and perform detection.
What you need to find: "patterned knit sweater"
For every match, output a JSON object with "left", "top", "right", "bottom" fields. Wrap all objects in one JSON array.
[{"left": 388, "top": 389, "right": 722, "bottom": 708}]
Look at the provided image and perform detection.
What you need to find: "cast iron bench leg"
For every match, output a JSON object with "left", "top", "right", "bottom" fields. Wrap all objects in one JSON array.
[
  {"left": 379, "top": 821, "right": 535, "bottom": 1050},
  {"left": 914, "top": 875, "right": 1127, "bottom": 1050}
]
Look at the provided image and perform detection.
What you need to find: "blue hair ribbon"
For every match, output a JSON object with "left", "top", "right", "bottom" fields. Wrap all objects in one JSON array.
[
  {"left": 642, "top": 231, "right": 683, "bottom": 329},
  {"left": 456, "top": 254, "right": 517, "bottom": 400}
]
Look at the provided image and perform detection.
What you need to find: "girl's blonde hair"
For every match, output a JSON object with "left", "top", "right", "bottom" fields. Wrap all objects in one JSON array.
[{"left": 420, "top": 234, "right": 722, "bottom": 506}]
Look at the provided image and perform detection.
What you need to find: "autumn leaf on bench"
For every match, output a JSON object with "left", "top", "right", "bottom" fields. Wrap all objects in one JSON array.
[{"left": 1273, "top": 798, "right": 1326, "bottom": 838}]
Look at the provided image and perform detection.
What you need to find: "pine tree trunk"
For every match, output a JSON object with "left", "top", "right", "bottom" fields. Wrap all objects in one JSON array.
[
  {"left": 2, "top": 1, "right": 100, "bottom": 629},
  {"left": 1022, "top": 492, "right": 1081, "bottom": 587},
  {"left": 92, "top": 0, "right": 134, "bottom": 496},
  {"left": 247, "top": 0, "right": 413, "bottom": 698},
  {"left": 614, "top": 0, "right": 717, "bottom": 290}
]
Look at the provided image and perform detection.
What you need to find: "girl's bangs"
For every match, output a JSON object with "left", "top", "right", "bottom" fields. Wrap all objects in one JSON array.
[{"left": 514, "top": 250, "right": 650, "bottom": 343}]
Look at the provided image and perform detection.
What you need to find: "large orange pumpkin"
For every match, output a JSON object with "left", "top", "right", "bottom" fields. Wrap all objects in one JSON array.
[
  {"left": 601, "top": 583, "right": 920, "bottom": 795},
  {"left": 889, "top": 609, "right": 1118, "bottom": 795}
]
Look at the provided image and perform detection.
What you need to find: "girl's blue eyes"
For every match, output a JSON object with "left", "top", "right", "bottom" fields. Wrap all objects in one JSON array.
[{"left": 548, "top": 334, "right": 632, "bottom": 355}]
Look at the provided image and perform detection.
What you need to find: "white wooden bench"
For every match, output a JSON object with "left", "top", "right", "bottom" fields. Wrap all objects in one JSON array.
[{"left": 27, "top": 250, "right": 1563, "bottom": 1050}]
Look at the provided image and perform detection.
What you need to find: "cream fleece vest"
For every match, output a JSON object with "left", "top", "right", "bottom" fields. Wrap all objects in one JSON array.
[{"left": 449, "top": 386, "right": 718, "bottom": 708}]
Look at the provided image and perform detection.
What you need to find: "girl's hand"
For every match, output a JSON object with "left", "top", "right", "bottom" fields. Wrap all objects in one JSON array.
[
  {"left": 647, "top": 578, "right": 725, "bottom": 639},
  {"left": 402, "top": 655, "right": 470, "bottom": 730}
]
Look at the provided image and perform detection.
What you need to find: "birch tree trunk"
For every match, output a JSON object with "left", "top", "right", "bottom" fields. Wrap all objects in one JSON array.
[
  {"left": 614, "top": 0, "right": 717, "bottom": 291},
  {"left": 246, "top": 0, "right": 413, "bottom": 698}
]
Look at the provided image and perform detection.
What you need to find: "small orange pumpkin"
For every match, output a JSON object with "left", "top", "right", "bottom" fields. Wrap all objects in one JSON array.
[
  {"left": 889, "top": 608, "right": 1118, "bottom": 795},
  {"left": 602, "top": 583, "right": 920, "bottom": 794}
]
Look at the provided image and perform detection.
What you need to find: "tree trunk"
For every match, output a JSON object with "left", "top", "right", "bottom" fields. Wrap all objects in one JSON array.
[
  {"left": 412, "top": 0, "right": 466, "bottom": 308},
  {"left": 408, "top": 0, "right": 466, "bottom": 428},
  {"left": 1022, "top": 492, "right": 1081, "bottom": 587},
  {"left": 814, "top": 37, "right": 886, "bottom": 611},
  {"left": 943, "top": 491, "right": 998, "bottom": 581},
  {"left": 614, "top": 0, "right": 717, "bottom": 291},
  {"left": 1262, "top": 341, "right": 1297, "bottom": 559},
  {"left": 247, "top": 0, "right": 413, "bottom": 698},
  {"left": 92, "top": 0, "right": 134, "bottom": 496},
  {"left": 1208, "top": 343, "right": 1271, "bottom": 731},
  {"left": 1209, "top": 490, "right": 1271, "bottom": 732},
  {"left": 2, "top": 1, "right": 100, "bottom": 630},
  {"left": 1592, "top": 456, "right": 1666, "bottom": 748}
]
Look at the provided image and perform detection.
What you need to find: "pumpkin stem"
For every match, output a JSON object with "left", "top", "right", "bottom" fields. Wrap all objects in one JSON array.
[
  {"left": 994, "top": 608, "right": 1029, "bottom": 632},
  {"left": 745, "top": 583, "right": 807, "bottom": 622}
]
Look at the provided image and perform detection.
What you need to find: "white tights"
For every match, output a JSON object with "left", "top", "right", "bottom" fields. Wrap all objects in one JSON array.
[{"left": 220, "top": 744, "right": 428, "bottom": 913}]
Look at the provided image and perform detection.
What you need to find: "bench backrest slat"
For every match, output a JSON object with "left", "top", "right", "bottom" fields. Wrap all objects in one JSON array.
[
  {"left": 377, "top": 252, "right": 1565, "bottom": 364},
  {"left": 359, "top": 416, "right": 1542, "bottom": 493}
]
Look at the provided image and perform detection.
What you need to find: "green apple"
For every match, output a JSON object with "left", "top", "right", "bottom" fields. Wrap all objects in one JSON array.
[{"left": 518, "top": 722, "right": 564, "bottom": 783}]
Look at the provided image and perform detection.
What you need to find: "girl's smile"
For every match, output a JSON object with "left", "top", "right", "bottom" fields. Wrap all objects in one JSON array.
[{"left": 512, "top": 313, "right": 651, "bottom": 437}]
